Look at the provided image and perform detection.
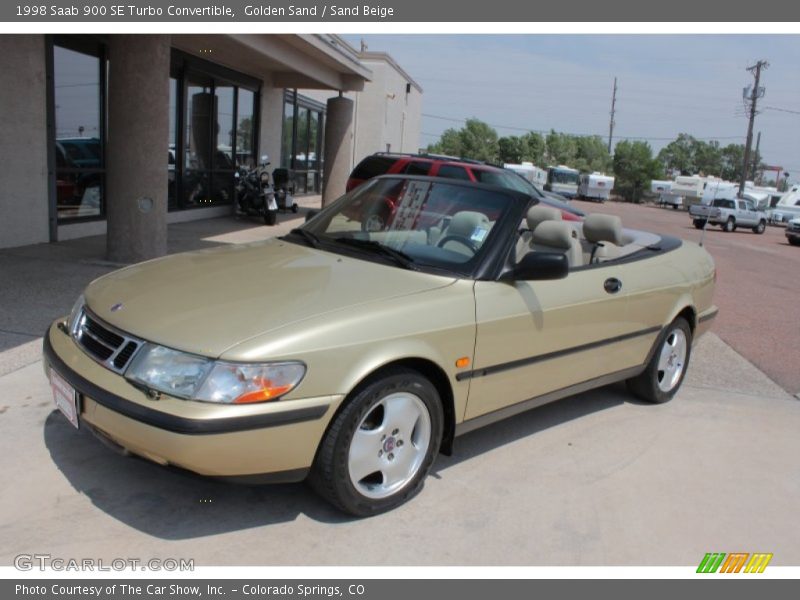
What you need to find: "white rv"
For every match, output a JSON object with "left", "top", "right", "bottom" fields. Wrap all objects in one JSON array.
[
  {"left": 651, "top": 179, "right": 680, "bottom": 208},
  {"left": 577, "top": 172, "right": 615, "bottom": 202},
  {"left": 504, "top": 162, "right": 548, "bottom": 188},
  {"left": 768, "top": 184, "right": 800, "bottom": 223},
  {"left": 665, "top": 174, "right": 707, "bottom": 209}
]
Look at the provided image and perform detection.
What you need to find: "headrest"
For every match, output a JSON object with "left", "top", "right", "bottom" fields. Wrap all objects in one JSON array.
[
  {"left": 532, "top": 220, "right": 574, "bottom": 251},
  {"left": 583, "top": 213, "right": 624, "bottom": 245},
  {"left": 447, "top": 211, "right": 490, "bottom": 238},
  {"left": 526, "top": 205, "right": 562, "bottom": 231}
]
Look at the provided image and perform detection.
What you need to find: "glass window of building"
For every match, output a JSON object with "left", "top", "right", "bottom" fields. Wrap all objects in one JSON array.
[
  {"left": 52, "top": 38, "right": 105, "bottom": 222},
  {"left": 281, "top": 91, "right": 325, "bottom": 195},
  {"left": 169, "top": 52, "right": 260, "bottom": 211}
]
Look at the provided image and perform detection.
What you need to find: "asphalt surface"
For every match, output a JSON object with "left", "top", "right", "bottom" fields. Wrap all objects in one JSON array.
[
  {"left": 0, "top": 195, "right": 798, "bottom": 566},
  {"left": 571, "top": 199, "right": 800, "bottom": 396}
]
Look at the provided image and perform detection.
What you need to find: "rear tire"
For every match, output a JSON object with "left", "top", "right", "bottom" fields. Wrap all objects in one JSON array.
[
  {"left": 626, "top": 317, "right": 692, "bottom": 404},
  {"left": 752, "top": 220, "right": 766, "bottom": 234},
  {"left": 693, "top": 219, "right": 707, "bottom": 229},
  {"left": 264, "top": 210, "right": 278, "bottom": 226},
  {"left": 308, "top": 368, "right": 443, "bottom": 517},
  {"left": 723, "top": 217, "right": 735, "bottom": 232}
]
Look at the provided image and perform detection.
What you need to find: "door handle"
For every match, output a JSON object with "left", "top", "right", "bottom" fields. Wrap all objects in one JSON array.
[{"left": 604, "top": 278, "right": 622, "bottom": 294}]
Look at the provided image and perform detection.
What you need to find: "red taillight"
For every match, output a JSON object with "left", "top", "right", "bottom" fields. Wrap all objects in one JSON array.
[{"left": 561, "top": 211, "right": 583, "bottom": 222}]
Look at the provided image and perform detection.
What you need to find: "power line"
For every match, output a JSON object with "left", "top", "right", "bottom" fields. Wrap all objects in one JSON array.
[
  {"left": 763, "top": 105, "right": 800, "bottom": 115},
  {"left": 421, "top": 112, "right": 745, "bottom": 142}
]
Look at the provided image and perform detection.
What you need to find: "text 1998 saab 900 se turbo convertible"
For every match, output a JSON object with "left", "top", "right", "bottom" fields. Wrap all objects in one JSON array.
[{"left": 43, "top": 176, "right": 718, "bottom": 516}]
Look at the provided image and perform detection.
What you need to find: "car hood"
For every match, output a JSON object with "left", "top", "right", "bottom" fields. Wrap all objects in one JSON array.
[{"left": 84, "top": 238, "right": 456, "bottom": 357}]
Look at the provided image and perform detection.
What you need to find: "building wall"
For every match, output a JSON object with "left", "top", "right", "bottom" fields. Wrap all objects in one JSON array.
[
  {"left": 0, "top": 35, "right": 49, "bottom": 249},
  {"left": 259, "top": 84, "right": 285, "bottom": 167}
]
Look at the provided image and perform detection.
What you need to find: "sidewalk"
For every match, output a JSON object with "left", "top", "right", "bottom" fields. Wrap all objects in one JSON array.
[{"left": 0, "top": 195, "right": 319, "bottom": 376}]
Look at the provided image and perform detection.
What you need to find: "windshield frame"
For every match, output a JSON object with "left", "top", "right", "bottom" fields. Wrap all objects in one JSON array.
[{"left": 285, "top": 175, "right": 530, "bottom": 280}]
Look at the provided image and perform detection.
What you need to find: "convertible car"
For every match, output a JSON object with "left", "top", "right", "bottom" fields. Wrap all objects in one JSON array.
[{"left": 43, "top": 176, "right": 718, "bottom": 516}]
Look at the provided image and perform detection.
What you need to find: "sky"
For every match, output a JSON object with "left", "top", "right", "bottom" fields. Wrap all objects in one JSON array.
[{"left": 345, "top": 35, "right": 800, "bottom": 181}]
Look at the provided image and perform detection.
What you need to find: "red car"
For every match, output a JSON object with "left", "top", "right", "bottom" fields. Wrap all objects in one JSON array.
[{"left": 346, "top": 153, "right": 583, "bottom": 229}]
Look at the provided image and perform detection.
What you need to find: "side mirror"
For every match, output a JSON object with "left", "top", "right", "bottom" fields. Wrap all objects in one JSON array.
[
  {"left": 507, "top": 252, "right": 569, "bottom": 281},
  {"left": 305, "top": 209, "right": 320, "bottom": 223}
]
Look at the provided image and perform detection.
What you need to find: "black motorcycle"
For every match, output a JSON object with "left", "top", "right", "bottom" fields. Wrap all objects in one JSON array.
[{"left": 235, "top": 155, "right": 278, "bottom": 225}]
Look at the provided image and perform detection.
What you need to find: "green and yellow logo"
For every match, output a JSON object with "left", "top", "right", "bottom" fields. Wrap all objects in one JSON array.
[{"left": 697, "top": 552, "right": 773, "bottom": 573}]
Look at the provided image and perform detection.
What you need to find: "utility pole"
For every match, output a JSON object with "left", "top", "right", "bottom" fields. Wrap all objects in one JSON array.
[
  {"left": 752, "top": 131, "right": 761, "bottom": 185},
  {"left": 607, "top": 77, "right": 617, "bottom": 154},
  {"left": 740, "top": 60, "right": 768, "bottom": 196}
]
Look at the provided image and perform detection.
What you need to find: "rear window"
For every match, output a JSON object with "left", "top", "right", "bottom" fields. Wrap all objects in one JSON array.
[
  {"left": 473, "top": 169, "right": 532, "bottom": 193},
  {"left": 403, "top": 161, "right": 432, "bottom": 176},
  {"left": 436, "top": 165, "right": 471, "bottom": 180},
  {"left": 712, "top": 199, "right": 735, "bottom": 209},
  {"left": 350, "top": 155, "right": 397, "bottom": 180}
]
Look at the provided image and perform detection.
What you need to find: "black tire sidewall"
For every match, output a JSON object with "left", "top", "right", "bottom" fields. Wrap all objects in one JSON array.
[{"left": 313, "top": 370, "right": 443, "bottom": 516}]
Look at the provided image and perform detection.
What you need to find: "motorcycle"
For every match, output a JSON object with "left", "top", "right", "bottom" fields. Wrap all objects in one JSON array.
[{"left": 235, "top": 155, "right": 279, "bottom": 226}]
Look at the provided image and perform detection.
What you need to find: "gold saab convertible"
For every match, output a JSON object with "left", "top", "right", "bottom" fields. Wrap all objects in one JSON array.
[{"left": 44, "top": 176, "right": 718, "bottom": 516}]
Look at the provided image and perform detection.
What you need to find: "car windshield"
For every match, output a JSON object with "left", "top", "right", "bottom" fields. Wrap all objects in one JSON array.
[
  {"left": 550, "top": 170, "right": 579, "bottom": 184},
  {"left": 291, "top": 177, "right": 517, "bottom": 275},
  {"left": 472, "top": 169, "right": 532, "bottom": 194}
]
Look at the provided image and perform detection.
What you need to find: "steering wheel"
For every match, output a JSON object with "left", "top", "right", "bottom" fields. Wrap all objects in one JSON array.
[{"left": 436, "top": 234, "right": 478, "bottom": 254}]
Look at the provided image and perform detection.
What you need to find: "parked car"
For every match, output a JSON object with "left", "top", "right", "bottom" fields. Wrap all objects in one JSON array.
[
  {"left": 768, "top": 184, "right": 800, "bottom": 224},
  {"left": 785, "top": 217, "right": 800, "bottom": 246},
  {"left": 44, "top": 175, "right": 717, "bottom": 516},
  {"left": 347, "top": 152, "right": 584, "bottom": 222},
  {"left": 689, "top": 198, "right": 768, "bottom": 233}
]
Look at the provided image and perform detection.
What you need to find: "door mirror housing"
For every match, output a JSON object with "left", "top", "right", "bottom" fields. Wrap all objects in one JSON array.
[{"left": 507, "top": 252, "right": 569, "bottom": 281}]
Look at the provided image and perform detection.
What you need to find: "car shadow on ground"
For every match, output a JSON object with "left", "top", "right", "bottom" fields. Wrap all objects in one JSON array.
[{"left": 44, "top": 382, "right": 641, "bottom": 539}]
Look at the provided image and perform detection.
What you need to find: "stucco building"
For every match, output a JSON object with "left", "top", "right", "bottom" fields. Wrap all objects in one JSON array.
[{"left": 0, "top": 34, "right": 422, "bottom": 262}]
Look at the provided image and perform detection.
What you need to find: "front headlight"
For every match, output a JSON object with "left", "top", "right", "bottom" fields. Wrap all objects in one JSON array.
[
  {"left": 68, "top": 294, "right": 85, "bottom": 334},
  {"left": 125, "top": 343, "right": 305, "bottom": 404}
]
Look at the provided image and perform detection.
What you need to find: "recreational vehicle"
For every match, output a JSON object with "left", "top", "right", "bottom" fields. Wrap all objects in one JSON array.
[
  {"left": 544, "top": 165, "right": 579, "bottom": 198},
  {"left": 577, "top": 172, "right": 615, "bottom": 202}
]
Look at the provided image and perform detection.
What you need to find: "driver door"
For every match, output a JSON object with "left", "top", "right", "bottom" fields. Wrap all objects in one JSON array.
[{"left": 464, "top": 265, "right": 651, "bottom": 420}]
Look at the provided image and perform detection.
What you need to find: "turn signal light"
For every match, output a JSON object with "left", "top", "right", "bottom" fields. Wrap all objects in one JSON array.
[{"left": 455, "top": 357, "right": 470, "bottom": 368}]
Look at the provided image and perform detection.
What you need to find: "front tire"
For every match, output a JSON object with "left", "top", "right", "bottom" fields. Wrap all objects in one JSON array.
[
  {"left": 752, "top": 220, "right": 766, "bottom": 234},
  {"left": 626, "top": 317, "right": 692, "bottom": 404},
  {"left": 309, "top": 368, "right": 443, "bottom": 516},
  {"left": 693, "top": 219, "right": 707, "bottom": 229}
]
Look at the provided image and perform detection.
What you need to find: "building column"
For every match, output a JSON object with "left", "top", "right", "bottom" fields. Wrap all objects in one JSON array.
[
  {"left": 106, "top": 35, "right": 170, "bottom": 263},
  {"left": 321, "top": 95, "right": 354, "bottom": 206}
]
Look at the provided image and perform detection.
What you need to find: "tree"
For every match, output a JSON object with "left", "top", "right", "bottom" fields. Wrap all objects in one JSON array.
[
  {"left": 720, "top": 144, "right": 745, "bottom": 181},
  {"left": 545, "top": 130, "right": 578, "bottom": 165},
  {"left": 427, "top": 118, "right": 499, "bottom": 162},
  {"left": 693, "top": 139, "right": 722, "bottom": 177},
  {"left": 522, "top": 132, "right": 546, "bottom": 165},
  {"left": 498, "top": 136, "right": 526, "bottom": 164},
  {"left": 574, "top": 135, "right": 612, "bottom": 173},
  {"left": 613, "top": 140, "right": 663, "bottom": 202},
  {"left": 657, "top": 133, "right": 696, "bottom": 175}
]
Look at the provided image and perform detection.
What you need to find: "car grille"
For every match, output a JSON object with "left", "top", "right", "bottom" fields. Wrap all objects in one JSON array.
[
  {"left": 789, "top": 223, "right": 800, "bottom": 232},
  {"left": 72, "top": 308, "right": 142, "bottom": 374}
]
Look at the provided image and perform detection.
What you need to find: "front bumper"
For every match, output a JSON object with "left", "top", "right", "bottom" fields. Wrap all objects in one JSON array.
[
  {"left": 786, "top": 228, "right": 800, "bottom": 241},
  {"left": 44, "top": 321, "right": 342, "bottom": 480}
]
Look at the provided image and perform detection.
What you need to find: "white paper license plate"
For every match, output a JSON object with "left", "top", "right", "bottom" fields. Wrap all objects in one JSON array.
[{"left": 50, "top": 369, "right": 79, "bottom": 429}]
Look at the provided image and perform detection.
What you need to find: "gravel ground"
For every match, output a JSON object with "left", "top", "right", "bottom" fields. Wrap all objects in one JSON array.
[{"left": 571, "top": 198, "right": 800, "bottom": 396}]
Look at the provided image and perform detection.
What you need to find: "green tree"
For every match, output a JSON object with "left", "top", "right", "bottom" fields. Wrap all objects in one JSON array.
[
  {"left": 613, "top": 140, "right": 663, "bottom": 202},
  {"left": 521, "top": 132, "right": 546, "bottom": 165},
  {"left": 720, "top": 144, "right": 744, "bottom": 181},
  {"left": 574, "top": 135, "right": 612, "bottom": 173},
  {"left": 693, "top": 139, "right": 722, "bottom": 176},
  {"left": 545, "top": 130, "right": 578, "bottom": 165},
  {"left": 427, "top": 118, "right": 499, "bottom": 162},
  {"left": 657, "top": 133, "right": 697, "bottom": 175},
  {"left": 498, "top": 136, "right": 526, "bottom": 164}
]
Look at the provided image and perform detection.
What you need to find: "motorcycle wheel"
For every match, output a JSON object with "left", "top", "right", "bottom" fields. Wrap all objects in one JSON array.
[{"left": 264, "top": 210, "right": 278, "bottom": 226}]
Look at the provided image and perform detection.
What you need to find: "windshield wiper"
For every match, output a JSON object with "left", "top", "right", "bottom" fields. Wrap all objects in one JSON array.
[
  {"left": 286, "top": 228, "right": 321, "bottom": 248},
  {"left": 333, "top": 237, "right": 419, "bottom": 271}
]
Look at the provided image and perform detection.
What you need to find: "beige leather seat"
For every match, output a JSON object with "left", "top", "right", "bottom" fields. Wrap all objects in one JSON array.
[
  {"left": 516, "top": 205, "right": 563, "bottom": 261},
  {"left": 530, "top": 220, "right": 583, "bottom": 268},
  {"left": 582, "top": 213, "right": 624, "bottom": 263},
  {"left": 439, "top": 210, "right": 491, "bottom": 256}
]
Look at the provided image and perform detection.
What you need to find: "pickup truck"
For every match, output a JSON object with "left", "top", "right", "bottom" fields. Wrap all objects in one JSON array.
[{"left": 690, "top": 198, "right": 767, "bottom": 234}]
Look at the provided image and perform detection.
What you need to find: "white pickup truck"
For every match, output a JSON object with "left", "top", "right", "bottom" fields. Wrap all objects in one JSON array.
[{"left": 690, "top": 197, "right": 768, "bottom": 234}]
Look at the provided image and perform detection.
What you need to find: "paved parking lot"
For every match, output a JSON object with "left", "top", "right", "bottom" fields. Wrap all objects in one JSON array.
[
  {"left": 572, "top": 198, "right": 800, "bottom": 396},
  {"left": 0, "top": 197, "right": 798, "bottom": 566}
]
